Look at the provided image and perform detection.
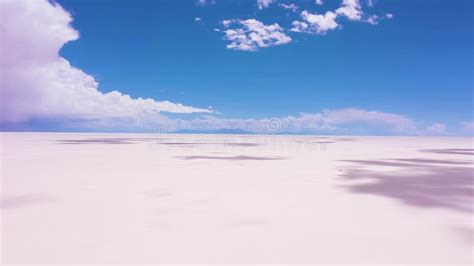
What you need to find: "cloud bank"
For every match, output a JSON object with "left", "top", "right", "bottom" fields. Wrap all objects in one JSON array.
[
  {"left": 174, "top": 108, "right": 419, "bottom": 135},
  {"left": 170, "top": 109, "right": 456, "bottom": 136},
  {"left": 0, "top": 0, "right": 211, "bottom": 125}
]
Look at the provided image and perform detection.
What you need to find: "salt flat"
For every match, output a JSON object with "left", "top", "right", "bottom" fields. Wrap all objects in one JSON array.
[{"left": 0, "top": 133, "right": 473, "bottom": 264}]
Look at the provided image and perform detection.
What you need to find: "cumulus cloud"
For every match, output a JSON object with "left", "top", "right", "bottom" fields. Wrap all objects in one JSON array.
[
  {"left": 220, "top": 19, "right": 292, "bottom": 51},
  {"left": 312, "top": 108, "right": 416, "bottom": 133},
  {"left": 367, "top": 12, "right": 394, "bottom": 25},
  {"left": 291, "top": 10, "right": 338, "bottom": 34},
  {"left": 279, "top": 3, "right": 299, "bottom": 12},
  {"left": 365, "top": 14, "right": 380, "bottom": 25},
  {"left": 291, "top": 0, "right": 391, "bottom": 35},
  {"left": 425, "top": 123, "right": 447, "bottom": 135},
  {"left": 257, "top": 0, "right": 274, "bottom": 10},
  {"left": 196, "top": 0, "right": 215, "bottom": 6},
  {"left": 1, "top": 0, "right": 429, "bottom": 135},
  {"left": 221, "top": 19, "right": 232, "bottom": 27},
  {"left": 215, "top": 0, "right": 393, "bottom": 48},
  {"left": 365, "top": 12, "right": 394, "bottom": 25},
  {"left": 336, "top": 0, "right": 363, "bottom": 21},
  {"left": 0, "top": 0, "right": 211, "bottom": 125}
]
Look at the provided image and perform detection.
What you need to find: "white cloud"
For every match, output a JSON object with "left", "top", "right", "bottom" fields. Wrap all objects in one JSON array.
[
  {"left": 221, "top": 19, "right": 292, "bottom": 51},
  {"left": 0, "top": 0, "right": 211, "bottom": 124},
  {"left": 196, "top": 0, "right": 215, "bottom": 6},
  {"left": 365, "top": 13, "right": 394, "bottom": 25},
  {"left": 291, "top": 10, "right": 339, "bottom": 34},
  {"left": 425, "top": 123, "right": 447, "bottom": 135},
  {"left": 194, "top": 17, "right": 202, "bottom": 22},
  {"left": 365, "top": 14, "right": 380, "bottom": 25},
  {"left": 257, "top": 0, "right": 274, "bottom": 10},
  {"left": 315, "top": 108, "right": 417, "bottom": 133},
  {"left": 461, "top": 121, "right": 474, "bottom": 134},
  {"left": 291, "top": 0, "right": 391, "bottom": 35},
  {"left": 336, "top": 0, "right": 363, "bottom": 21},
  {"left": 172, "top": 108, "right": 419, "bottom": 134},
  {"left": 57, "top": 107, "right": 452, "bottom": 136},
  {"left": 0, "top": 0, "right": 413, "bottom": 135},
  {"left": 290, "top": 21, "right": 310, "bottom": 33},
  {"left": 279, "top": 3, "right": 299, "bottom": 12},
  {"left": 315, "top": 0, "right": 324, "bottom": 5},
  {"left": 221, "top": 19, "right": 232, "bottom": 27},
  {"left": 364, "top": 12, "right": 395, "bottom": 25}
]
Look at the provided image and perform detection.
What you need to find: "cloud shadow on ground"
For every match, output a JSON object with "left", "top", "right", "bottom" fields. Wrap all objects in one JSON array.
[
  {"left": 339, "top": 157, "right": 473, "bottom": 213},
  {"left": 0, "top": 194, "right": 56, "bottom": 210},
  {"left": 56, "top": 138, "right": 149, "bottom": 144},
  {"left": 176, "top": 155, "right": 287, "bottom": 161},
  {"left": 56, "top": 138, "right": 262, "bottom": 147},
  {"left": 420, "top": 149, "right": 474, "bottom": 156}
]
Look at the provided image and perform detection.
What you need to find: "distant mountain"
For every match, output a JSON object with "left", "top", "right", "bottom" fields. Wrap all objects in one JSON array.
[{"left": 172, "top": 129, "right": 255, "bottom": 135}]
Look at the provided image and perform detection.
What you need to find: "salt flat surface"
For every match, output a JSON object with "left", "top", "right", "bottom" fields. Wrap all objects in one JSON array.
[{"left": 0, "top": 133, "right": 473, "bottom": 264}]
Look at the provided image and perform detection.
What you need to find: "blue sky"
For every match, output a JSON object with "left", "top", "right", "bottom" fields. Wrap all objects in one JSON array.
[{"left": 1, "top": 0, "right": 473, "bottom": 134}]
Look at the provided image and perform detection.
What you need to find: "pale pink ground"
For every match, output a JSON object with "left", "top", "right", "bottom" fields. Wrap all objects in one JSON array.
[{"left": 0, "top": 133, "right": 473, "bottom": 264}]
